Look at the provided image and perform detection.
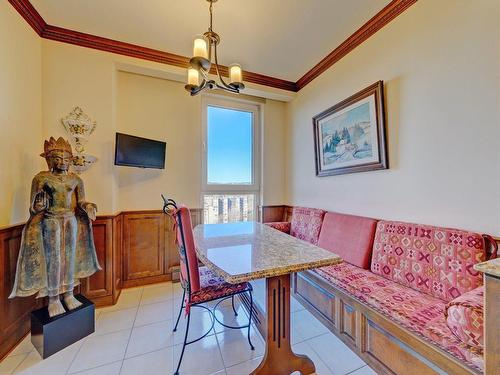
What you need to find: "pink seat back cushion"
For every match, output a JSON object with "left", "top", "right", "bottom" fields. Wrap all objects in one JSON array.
[
  {"left": 371, "top": 220, "right": 485, "bottom": 302},
  {"left": 176, "top": 205, "right": 201, "bottom": 293},
  {"left": 290, "top": 207, "right": 325, "bottom": 245},
  {"left": 317, "top": 212, "right": 377, "bottom": 269}
]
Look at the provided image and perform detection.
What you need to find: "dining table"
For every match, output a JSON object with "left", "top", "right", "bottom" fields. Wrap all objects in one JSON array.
[{"left": 193, "top": 221, "right": 343, "bottom": 375}]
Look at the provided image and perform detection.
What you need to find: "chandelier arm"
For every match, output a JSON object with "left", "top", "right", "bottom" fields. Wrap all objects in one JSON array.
[
  {"left": 189, "top": 79, "right": 209, "bottom": 96},
  {"left": 213, "top": 42, "right": 236, "bottom": 90},
  {"left": 215, "top": 82, "right": 238, "bottom": 94},
  {"left": 199, "top": 67, "right": 210, "bottom": 81}
]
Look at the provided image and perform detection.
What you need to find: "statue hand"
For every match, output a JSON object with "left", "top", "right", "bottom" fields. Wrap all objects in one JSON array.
[
  {"left": 81, "top": 202, "right": 97, "bottom": 221},
  {"left": 33, "top": 191, "right": 47, "bottom": 213}
]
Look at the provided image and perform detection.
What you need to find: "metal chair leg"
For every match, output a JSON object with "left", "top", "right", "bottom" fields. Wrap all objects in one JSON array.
[
  {"left": 247, "top": 291, "right": 255, "bottom": 350},
  {"left": 231, "top": 295, "right": 238, "bottom": 316},
  {"left": 174, "top": 310, "right": 191, "bottom": 375},
  {"left": 173, "top": 288, "right": 186, "bottom": 332}
]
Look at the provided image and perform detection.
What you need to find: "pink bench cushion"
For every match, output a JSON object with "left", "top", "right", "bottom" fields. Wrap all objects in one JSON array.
[
  {"left": 265, "top": 221, "right": 291, "bottom": 234},
  {"left": 317, "top": 212, "right": 377, "bottom": 269},
  {"left": 371, "top": 220, "right": 485, "bottom": 302},
  {"left": 290, "top": 206, "right": 325, "bottom": 245},
  {"left": 445, "top": 286, "right": 484, "bottom": 348},
  {"left": 314, "top": 264, "right": 483, "bottom": 372}
]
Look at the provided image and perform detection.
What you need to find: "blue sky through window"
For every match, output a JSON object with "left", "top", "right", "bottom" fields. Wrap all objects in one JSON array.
[{"left": 207, "top": 106, "right": 253, "bottom": 184}]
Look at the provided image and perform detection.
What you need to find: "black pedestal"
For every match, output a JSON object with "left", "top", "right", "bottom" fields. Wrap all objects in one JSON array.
[{"left": 31, "top": 294, "right": 95, "bottom": 359}]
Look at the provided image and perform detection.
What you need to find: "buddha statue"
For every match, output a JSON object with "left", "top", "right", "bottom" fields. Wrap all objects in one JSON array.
[{"left": 9, "top": 137, "right": 101, "bottom": 317}]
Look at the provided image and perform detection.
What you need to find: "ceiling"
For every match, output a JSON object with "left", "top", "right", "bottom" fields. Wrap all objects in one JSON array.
[{"left": 31, "top": 0, "right": 391, "bottom": 82}]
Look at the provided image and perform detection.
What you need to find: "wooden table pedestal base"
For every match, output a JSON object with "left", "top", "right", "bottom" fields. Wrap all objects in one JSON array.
[{"left": 251, "top": 273, "right": 316, "bottom": 375}]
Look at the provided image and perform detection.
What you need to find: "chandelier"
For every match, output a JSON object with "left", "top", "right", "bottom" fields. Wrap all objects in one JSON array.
[{"left": 185, "top": 0, "right": 244, "bottom": 96}]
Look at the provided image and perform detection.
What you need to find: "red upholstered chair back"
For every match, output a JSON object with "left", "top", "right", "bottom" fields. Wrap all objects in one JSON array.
[
  {"left": 317, "top": 212, "right": 377, "bottom": 269},
  {"left": 174, "top": 205, "right": 201, "bottom": 293},
  {"left": 290, "top": 207, "right": 326, "bottom": 245},
  {"left": 371, "top": 220, "right": 486, "bottom": 302}
]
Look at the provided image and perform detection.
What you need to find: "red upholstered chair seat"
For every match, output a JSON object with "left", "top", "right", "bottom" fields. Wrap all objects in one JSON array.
[
  {"left": 370, "top": 221, "right": 485, "bottom": 302},
  {"left": 317, "top": 212, "right": 377, "bottom": 269},
  {"left": 189, "top": 266, "right": 251, "bottom": 306},
  {"left": 265, "top": 221, "right": 291, "bottom": 234},
  {"left": 445, "top": 286, "right": 484, "bottom": 348},
  {"left": 314, "top": 263, "right": 483, "bottom": 372}
]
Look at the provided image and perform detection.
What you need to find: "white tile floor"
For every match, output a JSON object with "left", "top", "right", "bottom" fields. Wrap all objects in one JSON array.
[{"left": 0, "top": 282, "right": 377, "bottom": 375}]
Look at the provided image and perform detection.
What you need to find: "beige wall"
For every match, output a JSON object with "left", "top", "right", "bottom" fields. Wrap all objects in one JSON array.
[
  {"left": 116, "top": 71, "right": 202, "bottom": 210},
  {"left": 40, "top": 41, "right": 287, "bottom": 214},
  {"left": 42, "top": 41, "right": 119, "bottom": 214},
  {"left": 286, "top": 0, "right": 500, "bottom": 235},
  {"left": 262, "top": 100, "right": 287, "bottom": 205},
  {"left": 0, "top": 2, "right": 43, "bottom": 226}
]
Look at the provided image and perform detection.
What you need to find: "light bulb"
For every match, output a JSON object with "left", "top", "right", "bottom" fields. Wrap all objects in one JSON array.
[
  {"left": 187, "top": 68, "right": 199, "bottom": 86},
  {"left": 193, "top": 36, "right": 208, "bottom": 59},
  {"left": 229, "top": 64, "right": 243, "bottom": 84}
]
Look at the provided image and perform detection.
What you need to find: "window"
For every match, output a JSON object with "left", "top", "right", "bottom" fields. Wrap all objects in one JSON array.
[{"left": 202, "top": 97, "right": 260, "bottom": 224}]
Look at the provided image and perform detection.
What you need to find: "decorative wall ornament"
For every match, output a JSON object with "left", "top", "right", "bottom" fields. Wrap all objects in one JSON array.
[
  {"left": 313, "top": 81, "right": 388, "bottom": 177},
  {"left": 61, "top": 107, "right": 98, "bottom": 173}
]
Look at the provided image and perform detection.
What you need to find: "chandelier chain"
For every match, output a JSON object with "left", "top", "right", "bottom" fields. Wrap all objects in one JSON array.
[
  {"left": 208, "top": 1, "right": 213, "bottom": 32},
  {"left": 185, "top": 0, "right": 244, "bottom": 95}
]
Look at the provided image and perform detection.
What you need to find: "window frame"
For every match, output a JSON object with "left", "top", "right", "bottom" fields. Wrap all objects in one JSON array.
[{"left": 201, "top": 96, "right": 261, "bottom": 193}]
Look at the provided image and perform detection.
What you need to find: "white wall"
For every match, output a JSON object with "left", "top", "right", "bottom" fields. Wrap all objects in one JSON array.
[
  {"left": 286, "top": 0, "right": 500, "bottom": 235},
  {"left": 0, "top": 2, "right": 43, "bottom": 226}
]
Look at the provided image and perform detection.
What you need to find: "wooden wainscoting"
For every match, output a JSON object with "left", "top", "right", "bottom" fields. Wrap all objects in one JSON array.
[
  {"left": 260, "top": 205, "right": 292, "bottom": 223},
  {"left": 80, "top": 216, "right": 117, "bottom": 307},
  {"left": 122, "top": 209, "right": 202, "bottom": 287},
  {"left": 0, "top": 224, "right": 43, "bottom": 360},
  {"left": 122, "top": 211, "right": 167, "bottom": 287},
  {"left": 112, "top": 214, "right": 123, "bottom": 303}
]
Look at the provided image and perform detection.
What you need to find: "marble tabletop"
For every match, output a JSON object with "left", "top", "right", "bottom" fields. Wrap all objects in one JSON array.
[
  {"left": 474, "top": 257, "right": 500, "bottom": 278},
  {"left": 193, "top": 221, "right": 342, "bottom": 283}
]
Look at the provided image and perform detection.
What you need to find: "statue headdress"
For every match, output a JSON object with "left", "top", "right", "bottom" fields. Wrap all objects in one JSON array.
[{"left": 40, "top": 137, "right": 73, "bottom": 158}]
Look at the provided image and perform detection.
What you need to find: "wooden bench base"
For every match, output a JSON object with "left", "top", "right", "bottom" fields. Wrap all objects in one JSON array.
[{"left": 292, "top": 270, "right": 480, "bottom": 375}]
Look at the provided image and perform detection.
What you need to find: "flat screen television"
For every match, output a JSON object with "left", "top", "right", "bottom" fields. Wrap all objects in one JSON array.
[{"left": 114, "top": 132, "right": 166, "bottom": 169}]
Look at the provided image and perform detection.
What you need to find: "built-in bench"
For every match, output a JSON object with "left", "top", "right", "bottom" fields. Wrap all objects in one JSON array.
[{"left": 257, "top": 205, "right": 498, "bottom": 375}]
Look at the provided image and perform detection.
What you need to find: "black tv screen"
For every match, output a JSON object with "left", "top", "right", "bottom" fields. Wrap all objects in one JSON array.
[{"left": 115, "top": 133, "right": 166, "bottom": 169}]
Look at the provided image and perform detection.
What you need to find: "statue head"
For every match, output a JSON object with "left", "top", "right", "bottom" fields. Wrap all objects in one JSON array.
[{"left": 40, "top": 137, "right": 73, "bottom": 172}]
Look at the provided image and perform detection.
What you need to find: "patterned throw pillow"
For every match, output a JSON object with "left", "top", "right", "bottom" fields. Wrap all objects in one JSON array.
[
  {"left": 264, "top": 221, "right": 291, "bottom": 234},
  {"left": 371, "top": 221, "right": 485, "bottom": 301},
  {"left": 445, "top": 286, "right": 484, "bottom": 348},
  {"left": 290, "top": 207, "right": 326, "bottom": 245}
]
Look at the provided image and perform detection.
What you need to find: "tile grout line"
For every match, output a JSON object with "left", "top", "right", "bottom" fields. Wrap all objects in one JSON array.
[
  {"left": 8, "top": 352, "right": 30, "bottom": 375},
  {"left": 345, "top": 364, "right": 370, "bottom": 375},
  {"left": 212, "top": 325, "right": 229, "bottom": 375},
  {"left": 302, "top": 332, "right": 367, "bottom": 375},
  {"left": 118, "top": 286, "right": 145, "bottom": 375},
  {"left": 292, "top": 330, "right": 332, "bottom": 346},
  {"left": 64, "top": 316, "right": 94, "bottom": 375},
  {"left": 64, "top": 288, "right": 144, "bottom": 375},
  {"left": 68, "top": 360, "right": 123, "bottom": 375},
  {"left": 294, "top": 339, "right": 335, "bottom": 375}
]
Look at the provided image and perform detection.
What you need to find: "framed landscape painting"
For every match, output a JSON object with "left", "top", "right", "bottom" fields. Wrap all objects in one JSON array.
[{"left": 313, "top": 81, "right": 388, "bottom": 177}]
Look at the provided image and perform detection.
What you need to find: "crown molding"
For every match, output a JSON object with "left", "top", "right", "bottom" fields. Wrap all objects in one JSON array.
[
  {"left": 9, "top": 0, "right": 417, "bottom": 93},
  {"left": 8, "top": 0, "right": 46, "bottom": 36},
  {"left": 8, "top": 0, "right": 297, "bottom": 92},
  {"left": 296, "top": 0, "right": 418, "bottom": 90}
]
